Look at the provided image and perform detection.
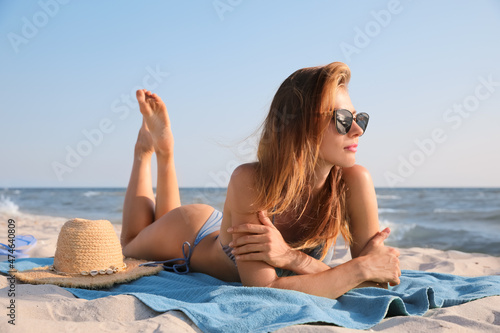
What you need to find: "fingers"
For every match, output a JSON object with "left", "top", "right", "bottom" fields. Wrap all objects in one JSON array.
[
  {"left": 231, "top": 243, "right": 267, "bottom": 256},
  {"left": 257, "top": 211, "right": 274, "bottom": 227},
  {"left": 234, "top": 252, "right": 265, "bottom": 262},
  {"left": 371, "top": 227, "right": 391, "bottom": 245},
  {"left": 226, "top": 211, "right": 275, "bottom": 235},
  {"left": 390, "top": 265, "right": 401, "bottom": 286},
  {"left": 389, "top": 277, "right": 400, "bottom": 286},
  {"left": 229, "top": 234, "right": 267, "bottom": 248},
  {"left": 228, "top": 223, "right": 268, "bottom": 235},
  {"left": 389, "top": 249, "right": 401, "bottom": 286}
]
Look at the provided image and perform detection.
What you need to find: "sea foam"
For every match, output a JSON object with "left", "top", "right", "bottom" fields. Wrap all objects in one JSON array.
[{"left": 0, "top": 195, "right": 20, "bottom": 215}]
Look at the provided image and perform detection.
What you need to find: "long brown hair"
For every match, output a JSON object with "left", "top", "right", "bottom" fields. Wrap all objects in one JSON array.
[{"left": 255, "top": 62, "right": 352, "bottom": 259}]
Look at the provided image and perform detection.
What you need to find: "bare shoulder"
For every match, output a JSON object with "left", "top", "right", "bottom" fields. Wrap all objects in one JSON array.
[
  {"left": 341, "top": 164, "right": 376, "bottom": 200},
  {"left": 342, "top": 164, "right": 373, "bottom": 188},
  {"left": 227, "top": 162, "right": 260, "bottom": 213},
  {"left": 230, "top": 162, "right": 258, "bottom": 186}
]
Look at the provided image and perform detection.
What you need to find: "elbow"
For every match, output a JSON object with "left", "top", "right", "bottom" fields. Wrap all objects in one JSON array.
[
  {"left": 264, "top": 277, "right": 280, "bottom": 289},
  {"left": 263, "top": 276, "right": 301, "bottom": 292},
  {"left": 241, "top": 281, "right": 276, "bottom": 288},
  {"left": 240, "top": 275, "right": 280, "bottom": 289}
]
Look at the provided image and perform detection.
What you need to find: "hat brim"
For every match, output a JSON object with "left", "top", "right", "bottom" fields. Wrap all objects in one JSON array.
[{"left": 11, "top": 258, "right": 163, "bottom": 289}]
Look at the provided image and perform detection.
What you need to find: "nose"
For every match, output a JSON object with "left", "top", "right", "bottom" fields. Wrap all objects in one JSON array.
[{"left": 348, "top": 120, "right": 364, "bottom": 137}]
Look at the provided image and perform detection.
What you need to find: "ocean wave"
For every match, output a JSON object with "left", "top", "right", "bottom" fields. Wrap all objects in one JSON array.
[
  {"left": 378, "top": 219, "right": 500, "bottom": 255},
  {"left": 378, "top": 208, "right": 406, "bottom": 214},
  {"left": 433, "top": 208, "right": 500, "bottom": 219},
  {"left": 83, "top": 191, "right": 101, "bottom": 197},
  {"left": 482, "top": 213, "right": 500, "bottom": 222},
  {"left": 378, "top": 219, "right": 417, "bottom": 242},
  {"left": 376, "top": 195, "right": 401, "bottom": 200},
  {"left": 0, "top": 195, "right": 20, "bottom": 215},
  {"left": 433, "top": 208, "right": 462, "bottom": 214}
]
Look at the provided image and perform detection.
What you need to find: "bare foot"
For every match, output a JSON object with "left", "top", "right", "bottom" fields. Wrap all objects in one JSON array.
[
  {"left": 134, "top": 119, "right": 154, "bottom": 159},
  {"left": 136, "top": 89, "right": 174, "bottom": 157}
]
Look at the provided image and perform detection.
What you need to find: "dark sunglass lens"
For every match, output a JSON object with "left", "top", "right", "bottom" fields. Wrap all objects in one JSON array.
[
  {"left": 356, "top": 113, "right": 369, "bottom": 134},
  {"left": 335, "top": 109, "right": 353, "bottom": 135}
]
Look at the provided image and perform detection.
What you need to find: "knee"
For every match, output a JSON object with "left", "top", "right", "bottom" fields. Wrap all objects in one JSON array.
[
  {"left": 121, "top": 236, "right": 143, "bottom": 259},
  {"left": 121, "top": 240, "right": 134, "bottom": 258},
  {"left": 120, "top": 234, "right": 129, "bottom": 248}
]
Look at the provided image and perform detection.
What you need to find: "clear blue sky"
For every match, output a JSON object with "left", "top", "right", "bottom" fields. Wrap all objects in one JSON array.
[{"left": 1, "top": 0, "right": 499, "bottom": 188}]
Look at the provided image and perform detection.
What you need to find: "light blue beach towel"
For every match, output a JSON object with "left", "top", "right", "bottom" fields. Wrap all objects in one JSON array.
[{"left": 2, "top": 258, "right": 500, "bottom": 332}]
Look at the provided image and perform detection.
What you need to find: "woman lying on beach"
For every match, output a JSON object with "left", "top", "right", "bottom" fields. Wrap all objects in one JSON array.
[{"left": 120, "top": 61, "right": 401, "bottom": 299}]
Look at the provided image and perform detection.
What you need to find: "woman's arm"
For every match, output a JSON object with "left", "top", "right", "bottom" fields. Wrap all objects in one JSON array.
[
  {"left": 229, "top": 164, "right": 384, "bottom": 275},
  {"left": 226, "top": 164, "right": 400, "bottom": 298},
  {"left": 271, "top": 229, "right": 398, "bottom": 298},
  {"left": 224, "top": 164, "right": 283, "bottom": 287},
  {"left": 228, "top": 211, "right": 331, "bottom": 275},
  {"left": 342, "top": 164, "right": 381, "bottom": 259}
]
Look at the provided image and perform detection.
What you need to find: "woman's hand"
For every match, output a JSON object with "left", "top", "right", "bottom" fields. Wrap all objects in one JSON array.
[
  {"left": 357, "top": 228, "right": 401, "bottom": 286},
  {"left": 227, "top": 211, "right": 294, "bottom": 269}
]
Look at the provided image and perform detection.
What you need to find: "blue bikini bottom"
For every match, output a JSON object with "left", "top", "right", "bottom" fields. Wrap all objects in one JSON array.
[{"left": 140, "top": 209, "right": 223, "bottom": 274}]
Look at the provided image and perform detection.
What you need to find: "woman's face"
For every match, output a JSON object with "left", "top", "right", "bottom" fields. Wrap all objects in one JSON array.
[{"left": 318, "top": 88, "right": 364, "bottom": 168}]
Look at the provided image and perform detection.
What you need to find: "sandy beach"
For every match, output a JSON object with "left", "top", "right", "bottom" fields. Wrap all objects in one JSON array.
[{"left": 1, "top": 211, "right": 499, "bottom": 333}]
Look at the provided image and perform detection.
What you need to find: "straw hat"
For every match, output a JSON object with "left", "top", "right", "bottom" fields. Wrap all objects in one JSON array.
[{"left": 11, "top": 218, "right": 162, "bottom": 289}]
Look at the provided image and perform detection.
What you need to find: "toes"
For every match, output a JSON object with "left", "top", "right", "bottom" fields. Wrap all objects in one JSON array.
[
  {"left": 136, "top": 89, "right": 146, "bottom": 103},
  {"left": 152, "top": 94, "right": 161, "bottom": 104},
  {"left": 150, "top": 92, "right": 163, "bottom": 103},
  {"left": 137, "top": 89, "right": 163, "bottom": 104},
  {"left": 138, "top": 89, "right": 155, "bottom": 101}
]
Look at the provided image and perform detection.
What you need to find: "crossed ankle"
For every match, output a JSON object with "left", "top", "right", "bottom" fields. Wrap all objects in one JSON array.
[
  {"left": 134, "top": 148, "right": 153, "bottom": 159},
  {"left": 155, "top": 151, "right": 174, "bottom": 162}
]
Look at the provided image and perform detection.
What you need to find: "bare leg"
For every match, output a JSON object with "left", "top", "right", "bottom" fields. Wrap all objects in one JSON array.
[
  {"left": 121, "top": 119, "right": 156, "bottom": 247},
  {"left": 136, "top": 89, "right": 181, "bottom": 219},
  {"left": 121, "top": 90, "right": 234, "bottom": 280}
]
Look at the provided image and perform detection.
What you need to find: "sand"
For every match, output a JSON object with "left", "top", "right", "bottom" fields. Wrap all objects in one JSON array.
[{"left": 0, "top": 212, "right": 499, "bottom": 333}]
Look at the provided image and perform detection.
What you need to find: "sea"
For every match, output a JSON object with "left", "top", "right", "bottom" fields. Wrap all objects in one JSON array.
[{"left": 1, "top": 187, "right": 499, "bottom": 256}]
